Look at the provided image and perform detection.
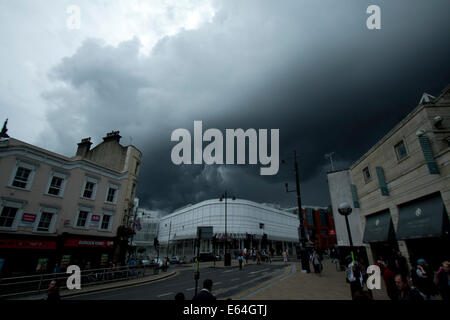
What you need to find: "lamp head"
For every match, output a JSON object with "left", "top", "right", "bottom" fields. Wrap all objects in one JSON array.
[{"left": 338, "top": 202, "right": 352, "bottom": 216}]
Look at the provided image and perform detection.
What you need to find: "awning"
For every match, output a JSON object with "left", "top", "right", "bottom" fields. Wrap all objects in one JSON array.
[
  {"left": 363, "top": 210, "right": 395, "bottom": 243},
  {"left": 397, "top": 193, "right": 448, "bottom": 240}
]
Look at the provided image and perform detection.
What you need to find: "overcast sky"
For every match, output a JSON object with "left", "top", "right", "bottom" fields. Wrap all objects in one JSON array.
[{"left": 1, "top": 0, "right": 450, "bottom": 214}]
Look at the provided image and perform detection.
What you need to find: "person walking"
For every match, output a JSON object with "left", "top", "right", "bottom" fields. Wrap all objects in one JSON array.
[
  {"left": 238, "top": 252, "right": 244, "bottom": 270},
  {"left": 256, "top": 250, "right": 261, "bottom": 265},
  {"left": 394, "top": 251, "right": 409, "bottom": 278},
  {"left": 45, "top": 280, "right": 60, "bottom": 301},
  {"left": 192, "top": 279, "right": 217, "bottom": 301},
  {"left": 376, "top": 262, "right": 397, "bottom": 300},
  {"left": 434, "top": 261, "right": 449, "bottom": 301},
  {"left": 282, "top": 250, "right": 288, "bottom": 263},
  {"left": 311, "top": 251, "right": 322, "bottom": 275},
  {"left": 395, "top": 273, "right": 424, "bottom": 301},
  {"left": 414, "top": 259, "right": 437, "bottom": 300},
  {"left": 346, "top": 256, "right": 363, "bottom": 298}
]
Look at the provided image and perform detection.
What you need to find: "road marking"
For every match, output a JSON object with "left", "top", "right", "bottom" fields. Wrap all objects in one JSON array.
[
  {"left": 157, "top": 292, "right": 174, "bottom": 298},
  {"left": 249, "top": 268, "right": 270, "bottom": 275},
  {"left": 231, "top": 278, "right": 239, "bottom": 281},
  {"left": 186, "top": 288, "right": 195, "bottom": 291},
  {"left": 222, "top": 270, "right": 234, "bottom": 273}
]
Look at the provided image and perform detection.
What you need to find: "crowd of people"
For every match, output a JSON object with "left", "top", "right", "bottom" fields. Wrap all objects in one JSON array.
[{"left": 345, "top": 250, "right": 449, "bottom": 301}]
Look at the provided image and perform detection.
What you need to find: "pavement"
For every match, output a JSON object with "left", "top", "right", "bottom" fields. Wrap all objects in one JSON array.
[{"left": 240, "top": 259, "right": 390, "bottom": 300}]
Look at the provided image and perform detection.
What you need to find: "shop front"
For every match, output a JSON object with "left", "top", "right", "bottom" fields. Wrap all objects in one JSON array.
[
  {"left": 363, "top": 209, "right": 398, "bottom": 266},
  {"left": 396, "top": 192, "right": 450, "bottom": 270},
  {"left": 0, "top": 236, "right": 57, "bottom": 276},
  {"left": 58, "top": 235, "right": 115, "bottom": 270}
]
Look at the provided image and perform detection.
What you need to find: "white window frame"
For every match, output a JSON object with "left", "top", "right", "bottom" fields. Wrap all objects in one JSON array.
[
  {"left": 99, "top": 211, "right": 113, "bottom": 232},
  {"left": 81, "top": 177, "right": 98, "bottom": 200},
  {"left": 45, "top": 172, "right": 67, "bottom": 197},
  {"left": 74, "top": 207, "right": 92, "bottom": 230},
  {"left": 34, "top": 207, "right": 58, "bottom": 233},
  {"left": 0, "top": 200, "right": 23, "bottom": 231},
  {"left": 105, "top": 184, "right": 119, "bottom": 204},
  {"left": 9, "top": 161, "right": 36, "bottom": 191}
]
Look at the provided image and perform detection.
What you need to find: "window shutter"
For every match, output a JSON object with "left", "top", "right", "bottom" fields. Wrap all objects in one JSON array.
[
  {"left": 418, "top": 135, "right": 439, "bottom": 174},
  {"left": 350, "top": 184, "right": 360, "bottom": 208},
  {"left": 375, "top": 166, "right": 389, "bottom": 196}
]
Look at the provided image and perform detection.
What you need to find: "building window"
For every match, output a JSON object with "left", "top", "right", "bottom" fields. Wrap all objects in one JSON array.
[
  {"left": 81, "top": 177, "right": 98, "bottom": 200},
  {"left": 0, "top": 206, "right": 18, "bottom": 228},
  {"left": 76, "top": 210, "right": 89, "bottom": 227},
  {"left": 101, "top": 214, "right": 112, "bottom": 230},
  {"left": 105, "top": 184, "right": 119, "bottom": 204},
  {"left": 37, "top": 211, "right": 54, "bottom": 232},
  {"left": 46, "top": 172, "right": 67, "bottom": 197},
  {"left": 12, "top": 167, "right": 31, "bottom": 189},
  {"left": 363, "top": 166, "right": 371, "bottom": 182},
  {"left": 395, "top": 140, "right": 408, "bottom": 161}
]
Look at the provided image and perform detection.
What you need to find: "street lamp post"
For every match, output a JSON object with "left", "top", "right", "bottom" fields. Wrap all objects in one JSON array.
[
  {"left": 338, "top": 202, "right": 355, "bottom": 262},
  {"left": 283, "top": 150, "right": 311, "bottom": 273},
  {"left": 220, "top": 191, "right": 235, "bottom": 266}
]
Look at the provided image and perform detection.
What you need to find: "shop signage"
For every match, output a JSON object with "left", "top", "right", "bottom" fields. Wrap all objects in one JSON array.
[
  {"left": 64, "top": 238, "right": 114, "bottom": 248},
  {"left": 0, "top": 239, "right": 56, "bottom": 250},
  {"left": 22, "top": 213, "right": 37, "bottom": 222},
  {"left": 90, "top": 215, "right": 100, "bottom": 227},
  {"left": 329, "top": 230, "right": 336, "bottom": 235}
]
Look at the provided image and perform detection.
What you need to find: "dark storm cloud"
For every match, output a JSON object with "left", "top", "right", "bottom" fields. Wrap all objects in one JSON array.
[{"left": 41, "top": 0, "right": 450, "bottom": 213}]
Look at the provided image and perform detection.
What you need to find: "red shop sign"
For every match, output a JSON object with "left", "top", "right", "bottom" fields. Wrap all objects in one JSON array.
[
  {"left": 0, "top": 239, "right": 56, "bottom": 250},
  {"left": 22, "top": 213, "right": 37, "bottom": 222},
  {"left": 64, "top": 238, "right": 114, "bottom": 248}
]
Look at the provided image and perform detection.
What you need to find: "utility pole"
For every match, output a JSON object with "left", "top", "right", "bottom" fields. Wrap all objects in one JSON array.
[
  {"left": 166, "top": 220, "right": 172, "bottom": 258},
  {"left": 284, "top": 150, "right": 311, "bottom": 273}
]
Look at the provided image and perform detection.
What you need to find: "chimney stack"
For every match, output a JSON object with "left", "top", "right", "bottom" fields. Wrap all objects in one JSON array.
[
  {"left": 102, "top": 130, "right": 121, "bottom": 143},
  {"left": 76, "top": 137, "right": 92, "bottom": 157}
]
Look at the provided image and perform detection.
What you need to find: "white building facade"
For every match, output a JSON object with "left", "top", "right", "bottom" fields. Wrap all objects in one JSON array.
[{"left": 157, "top": 199, "right": 300, "bottom": 260}]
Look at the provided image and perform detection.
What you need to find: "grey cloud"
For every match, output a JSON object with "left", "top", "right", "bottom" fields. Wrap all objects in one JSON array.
[{"left": 38, "top": 0, "right": 450, "bottom": 214}]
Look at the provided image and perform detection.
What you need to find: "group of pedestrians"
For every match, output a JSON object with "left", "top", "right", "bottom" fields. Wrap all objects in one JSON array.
[{"left": 346, "top": 250, "right": 449, "bottom": 301}]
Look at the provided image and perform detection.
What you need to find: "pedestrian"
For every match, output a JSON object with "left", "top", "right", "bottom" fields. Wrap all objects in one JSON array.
[
  {"left": 175, "top": 292, "right": 185, "bottom": 301},
  {"left": 414, "top": 259, "right": 437, "bottom": 300},
  {"left": 394, "top": 251, "right": 409, "bottom": 278},
  {"left": 346, "top": 256, "right": 363, "bottom": 298},
  {"left": 192, "top": 279, "right": 217, "bottom": 301},
  {"left": 376, "top": 262, "right": 397, "bottom": 300},
  {"left": 53, "top": 263, "right": 61, "bottom": 274},
  {"left": 45, "top": 280, "right": 60, "bottom": 301},
  {"left": 434, "top": 261, "right": 449, "bottom": 301},
  {"left": 282, "top": 250, "right": 287, "bottom": 263},
  {"left": 311, "top": 251, "right": 322, "bottom": 275},
  {"left": 238, "top": 252, "right": 244, "bottom": 270},
  {"left": 256, "top": 250, "right": 261, "bottom": 265},
  {"left": 252, "top": 248, "right": 256, "bottom": 262},
  {"left": 395, "top": 273, "right": 424, "bottom": 301}
]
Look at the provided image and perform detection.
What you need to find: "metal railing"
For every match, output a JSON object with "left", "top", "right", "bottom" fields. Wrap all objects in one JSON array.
[{"left": 0, "top": 264, "right": 162, "bottom": 300}]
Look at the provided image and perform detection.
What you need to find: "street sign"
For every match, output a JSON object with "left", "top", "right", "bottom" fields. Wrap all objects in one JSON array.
[{"left": 197, "top": 226, "right": 213, "bottom": 239}]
